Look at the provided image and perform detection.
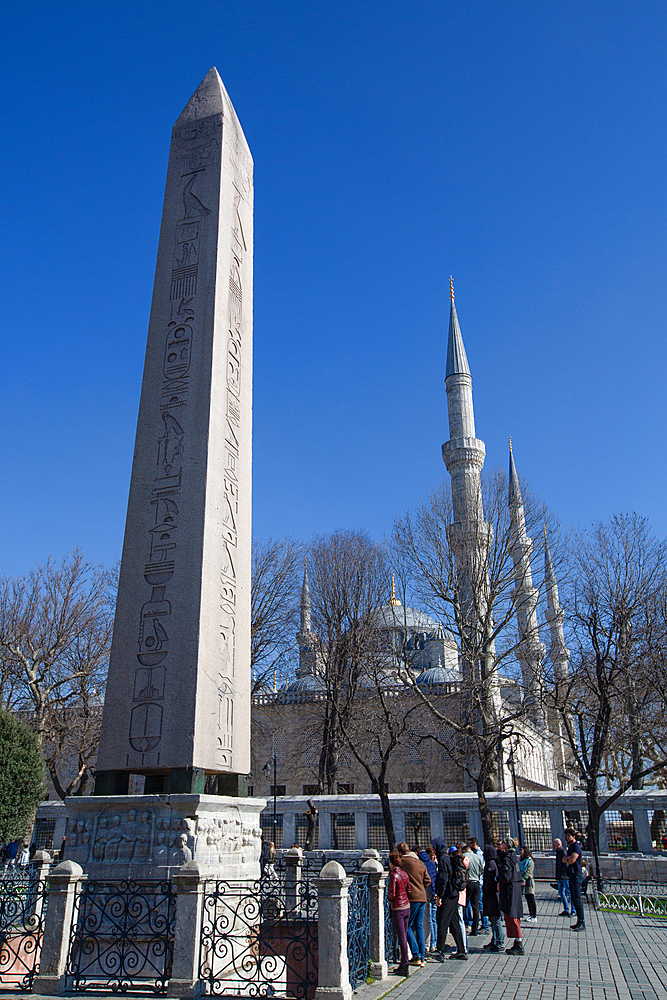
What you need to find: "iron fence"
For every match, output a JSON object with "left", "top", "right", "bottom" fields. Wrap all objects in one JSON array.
[
  {"left": 346, "top": 874, "right": 369, "bottom": 990},
  {"left": 596, "top": 885, "right": 667, "bottom": 918},
  {"left": 383, "top": 883, "right": 398, "bottom": 966},
  {"left": 65, "top": 880, "right": 176, "bottom": 992},
  {"left": 0, "top": 865, "right": 50, "bottom": 990},
  {"left": 199, "top": 873, "right": 318, "bottom": 998}
]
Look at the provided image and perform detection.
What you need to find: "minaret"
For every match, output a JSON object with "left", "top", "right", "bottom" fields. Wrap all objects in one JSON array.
[
  {"left": 296, "top": 560, "right": 317, "bottom": 677},
  {"left": 544, "top": 526, "right": 569, "bottom": 686},
  {"left": 508, "top": 441, "right": 546, "bottom": 728},
  {"left": 441, "top": 280, "right": 500, "bottom": 712}
]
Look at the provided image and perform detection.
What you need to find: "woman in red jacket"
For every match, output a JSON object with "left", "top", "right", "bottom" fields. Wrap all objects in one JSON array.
[{"left": 387, "top": 850, "right": 411, "bottom": 976}]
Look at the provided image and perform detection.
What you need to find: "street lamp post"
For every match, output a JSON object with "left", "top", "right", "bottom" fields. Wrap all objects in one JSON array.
[{"left": 263, "top": 755, "right": 278, "bottom": 847}]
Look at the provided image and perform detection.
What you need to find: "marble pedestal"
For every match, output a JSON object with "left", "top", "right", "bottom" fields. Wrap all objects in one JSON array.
[{"left": 63, "top": 793, "right": 264, "bottom": 879}]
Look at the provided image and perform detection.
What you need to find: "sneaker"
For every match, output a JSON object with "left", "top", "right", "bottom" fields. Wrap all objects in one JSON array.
[
  {"left": 431, "top": 952, "right": 444, "bottom": 963},
  {"left": 448, "top": 952, "right": 468, "bottom": 960},
  {"left": 487, "top": 945, "right": 500, "bottom": 953},
  {"left": 571, "top": 924, "right": 585, "bottom": 932},
  {"left": 559, "top": 911, "right": 571, "bottom": 916},
  {"left": 409, "top": 958, "right": 423, "bottom": 966},
  {"left": 505, "top": 942, "right": 525, "bottom": 955}
]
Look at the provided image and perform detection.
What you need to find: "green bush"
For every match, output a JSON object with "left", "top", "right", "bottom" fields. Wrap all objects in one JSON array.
[{"left": 0, "top": 710, "right": 45, "bottom": 843}]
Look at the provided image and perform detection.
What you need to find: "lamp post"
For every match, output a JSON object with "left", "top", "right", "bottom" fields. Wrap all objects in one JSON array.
[
  {"left": 263, "top": 754, "right": 278, "bottom": 847},
  {"left": 507, "top": 741, "right": 523, "bottom": 849}
]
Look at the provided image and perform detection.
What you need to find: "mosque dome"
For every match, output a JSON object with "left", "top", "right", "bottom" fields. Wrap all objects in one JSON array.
[
  {"left": 284, "top": 673, "right": 325, "bottom": 694},
  {"left": 415, "top": 664, "right": 460, "bottom": 687}
]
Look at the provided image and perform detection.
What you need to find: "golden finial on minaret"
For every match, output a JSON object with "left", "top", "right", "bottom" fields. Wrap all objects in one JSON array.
[
  {"left": 543, "top": 523, "right": 548, "bottom": 540},
  {"left": 389, "top": 574, "right": 400, "bottom": 606},
  {"left": 509, "top": 436, "right": 513, "bottom": 453},
  {"left": 449, "top": 275, "right": 455, "bottom": 302},
  {"left": 273, "top": 667, "right": 277, "bottom": 693}
]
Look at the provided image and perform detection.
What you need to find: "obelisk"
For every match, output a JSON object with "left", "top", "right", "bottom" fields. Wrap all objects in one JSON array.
[{"left": 95, "top": 68, "right": 253, "bottom": 795}]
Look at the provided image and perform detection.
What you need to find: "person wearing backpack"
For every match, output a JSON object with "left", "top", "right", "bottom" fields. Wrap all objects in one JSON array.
[
  {"left": 431, "top": 838, "right": 467, "bottom": 960},
  {"left": 387, "top": 850, "right": 412, "bottom": 977},
  {"left": 451, "top": 846, "right": 470, "bottom": 952},
  {"left": 497, "top": 839, "right": 524, "bottom": 955}
]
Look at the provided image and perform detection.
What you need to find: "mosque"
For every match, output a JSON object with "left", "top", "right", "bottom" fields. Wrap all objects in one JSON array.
[{"left": 250, "top": 284, "right": 575, "bottom": 818}]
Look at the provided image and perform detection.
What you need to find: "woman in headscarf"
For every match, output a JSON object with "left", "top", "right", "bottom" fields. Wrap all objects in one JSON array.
[{"left": 497, "top": 839, "right": 524, "bottom": 955}]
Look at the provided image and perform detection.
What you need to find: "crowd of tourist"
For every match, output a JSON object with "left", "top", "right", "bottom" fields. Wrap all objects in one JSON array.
[{"left": 387, "top": 828, "right": 587, "bottom": 976}]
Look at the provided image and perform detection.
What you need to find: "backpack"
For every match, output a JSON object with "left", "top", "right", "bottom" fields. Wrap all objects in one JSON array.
[{"left": 452, "top": 856, "right": 469, "bottom": 893}]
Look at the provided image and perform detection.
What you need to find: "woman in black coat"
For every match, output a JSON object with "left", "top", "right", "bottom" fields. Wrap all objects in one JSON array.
[
  {"left": 496, "top": 840, "right": 524, "bottom": 955},
  {"left": 482, "top": 846, "right": 504, "bottom": 951}
]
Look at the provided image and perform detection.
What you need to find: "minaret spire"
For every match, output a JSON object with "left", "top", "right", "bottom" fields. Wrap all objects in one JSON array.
[
  {"left": 507, "top": 442, "right": 546, "bottom": 729},
  {"left": 544, "top": 527, "right": 569, "bottom": 685},
  {"left": 441, "top": 281, "right": 500, "bottom": 717},
  {"left": 296, "top": 559, "right": 317, "bottom": 678}
]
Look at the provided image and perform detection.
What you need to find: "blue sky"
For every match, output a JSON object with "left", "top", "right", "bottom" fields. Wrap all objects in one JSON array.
[{"left": 1, "top": 0, "right": 666, "bottom": 576}]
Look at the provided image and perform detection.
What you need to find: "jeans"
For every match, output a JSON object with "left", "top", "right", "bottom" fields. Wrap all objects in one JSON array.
[
  {"left": 427, "top": 899, "right": 438, "bottom": 948},
  {"left": 558, "top": 877, "right": 572, "bottom": 913},
  {"left": 489, "top": 914, "right": 505, "bottom": 948},
  {"left": 457, "top": 903, "right": 468, "bottom": 952},
  {"left": 479, "top": 889, "right": 490, "bottom": 929},
  {"left": 569, "top": 873, "right": 584, "bottom": 925},
  {"left": 407, "top": 901, "right": 426, "bottom": 960},
  {"left": 391, "top": 907, "right": 410, "bottom": 967}
]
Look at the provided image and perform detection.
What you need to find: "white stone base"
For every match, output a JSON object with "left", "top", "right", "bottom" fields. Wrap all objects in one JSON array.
[{"left": 63, "top": 793, "right": 264, "bottom": 879}]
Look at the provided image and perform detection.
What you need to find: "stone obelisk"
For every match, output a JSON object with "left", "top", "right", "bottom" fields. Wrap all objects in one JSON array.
[{"left": 95, "top": 68, "right": 253, "bottom": 795}]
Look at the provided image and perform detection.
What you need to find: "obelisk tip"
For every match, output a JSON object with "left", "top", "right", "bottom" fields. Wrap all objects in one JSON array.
[{"left": 174, "top": 67, "right": 225, "bottom": 126}]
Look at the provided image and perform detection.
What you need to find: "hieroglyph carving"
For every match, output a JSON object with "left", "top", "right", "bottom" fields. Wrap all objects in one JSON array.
[{"left": 129, "top": 116, "right": 222, "bottom": 760}]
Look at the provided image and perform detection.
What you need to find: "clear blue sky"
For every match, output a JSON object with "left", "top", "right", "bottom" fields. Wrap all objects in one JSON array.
[{"left": 1, "top": 0, "right": 666, "bottom": 576}]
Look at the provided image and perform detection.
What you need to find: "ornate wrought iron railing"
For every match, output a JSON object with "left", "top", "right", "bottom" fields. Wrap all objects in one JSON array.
[
  {"left": 383, "top": 882, "right": 398, "bottom": 966},
  {"left": 0, "top": 865, "right": 50, "bottom": 990},
  {"left": 65, "top": 880, "right": 176, "bottom": 992},
  {"left": 346, "top": 874, "right": 369, "bottom": 991},
  {"left": 598, "top": 880, "right": 667, "bottom": 896},
  {"left": 596, "top": 887, "right": 667, "bottom": 917},
  {"left": 199, "top": 874, "right": 318, "bottom": 998}
]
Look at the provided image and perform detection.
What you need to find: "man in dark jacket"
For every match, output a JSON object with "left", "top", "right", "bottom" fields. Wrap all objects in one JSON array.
[
  {"left": 553, "top": 838, "right": 572, "bottom": 916},
  {"left": 481, "top": 845, "right": 504, "bottom": 952},
  {"left": 497, "top": 839, "right": 524, "bottom": 955},
  {"left": 431, "top": 838, "right": 467, "bottom": 960}
]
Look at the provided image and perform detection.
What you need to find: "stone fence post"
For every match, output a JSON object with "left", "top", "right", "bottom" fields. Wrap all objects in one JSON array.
[
  {"left": 314, "top": 860, "right": 352, "bottom": 1000},
  {"left": 360, "top": 858, "right": 387, "bottom": 980},
  {"left": 33, "top": 860, "right": 84, "bottom": 995},
  {"left": 284, "top": 846, "right": 303, "bottom": 912},
  {"left": 169, "top": 861, "right": 206, "bottom": 997},
  {"left": 28, "top": 850, "right": 52, "bottom": 923}
]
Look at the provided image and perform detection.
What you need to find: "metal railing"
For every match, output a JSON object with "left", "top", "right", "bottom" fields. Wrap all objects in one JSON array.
[
  {"left": 65, "top": 880, "right": 176, "bottom": 992},
  {"left": 595, "top": 883, "right": 667, "bottom": 918},
  {"left": 346, "top": 874, "right": 370, "bottom": 990},
  {"left": 199, "top": 871, "right": 319, "bottom": 998},
  {"left": 383, "top": 882, "right": 399, "bottom": 966},
  {"left": 0, "top": 865, "right": 50, "bottom": 990}
]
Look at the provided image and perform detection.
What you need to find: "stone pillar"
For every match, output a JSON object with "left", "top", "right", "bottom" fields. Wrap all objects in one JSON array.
[
  {"left": 283, "top": 812, "right": 296, "bottom": 849},
  {"left": 430, "top": 810, "right": 443, "bottom": 841},
  {"left": 355, "top": 812, "right": 367, "bottom": 850},
  {"left": 549, "top": 807, "right": 565, "bottom": 845},
  {"left": 319, "top": 811, "right": 332, "bottom": 849},
  {"left": 633, "top": 809, "right": 654, "bottom": 854},
  {"left": 284, "top": 846, "right": 303, "bottom": 912},
  {"left": 314, "top": 861, "right": 352, "bottom": 1000},
  {"left": 33, "top": 860, "right": 84, "bottom": 995},
  {"left": 169, "top": 861, "right": 206, "bottom": 997},
  {"left": 361, "top": 858, "right": 387, "bottom": 980},
  {"left": 28, "top": 850, "right": 52, "bottom": 923},
  {"left": 598, "top": 816, "right": 609, "bottom": 853}
]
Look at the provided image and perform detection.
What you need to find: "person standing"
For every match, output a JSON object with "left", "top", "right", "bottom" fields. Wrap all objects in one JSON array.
[
  {"left": 481, "top": 845, "right": 504, "bottom": 952},
  {"left": 468, "top": 837, "right": 489, "bottom": 930},
  {"left": 431, "top": 838, "right": 467, "bottom": 961},
  {"left": 519, "top": 846, "right": 536, "bottom": 921},
  {"left": 387, "top": 851, "right": 412, "bottom": 977},
  {"left": 396, "top": 842, "right": 430, "bottom": 966},
  {"left": 497, "top": 839, "right": 524, "bottom": 955},
  {"left": 553, "top": 838, "right": 572, "bottom": 916},
  {"left": 463, "top": 841, "right": 484, "bottom": 934},
  {"left": 563, "top": 828, "right": 585, "bottom": 931},
  {"left": 419, "top": 846, "right": 438, "bottom": 952}
]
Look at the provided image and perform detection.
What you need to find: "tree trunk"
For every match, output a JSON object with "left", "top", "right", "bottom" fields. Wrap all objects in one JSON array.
[
  {"left": 376, "top": 784, "right": 396, "bottom": 851},
  {"left": 476, "top": 775, "right": 494, "bottom": 846}
]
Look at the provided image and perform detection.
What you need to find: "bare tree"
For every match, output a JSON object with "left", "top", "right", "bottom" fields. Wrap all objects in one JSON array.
[
  {"left": 551, "top": 513, "right": 667, "bottom": 850},
  {"left": 251, "top": 537, "right": 302, "bottom": 693},
  {"left": 306, "top": 530, "right": 390, "bottom": 796},
  {"left": 0, "top": 550, "right": 113, "bottom": 798},
  {"left": 392, "top": 471, "right": 558, "bottom": 845}
]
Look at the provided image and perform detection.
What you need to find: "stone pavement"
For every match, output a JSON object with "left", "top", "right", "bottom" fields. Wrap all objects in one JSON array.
[{"left": 359, "top": 884, "right": 667, "bottom": 1000}]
